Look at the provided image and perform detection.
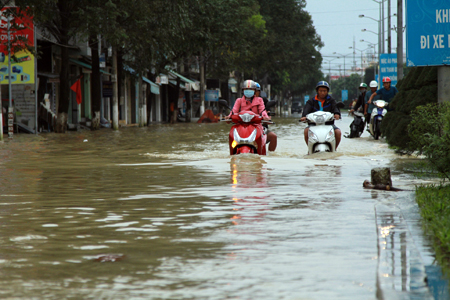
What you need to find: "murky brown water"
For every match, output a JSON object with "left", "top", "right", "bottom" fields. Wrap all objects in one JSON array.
[{"left": 0, "top": 115, "right": 442, "bottom": 299}]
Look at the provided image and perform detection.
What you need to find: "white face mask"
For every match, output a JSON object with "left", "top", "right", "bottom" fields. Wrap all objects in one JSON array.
[{"left": 244, "top": 90, "right": 255, "bottom": 98}]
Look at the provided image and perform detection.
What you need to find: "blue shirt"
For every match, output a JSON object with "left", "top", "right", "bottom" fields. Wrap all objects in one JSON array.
[
  {"left": 365, "top": 90, "right": 381, "bottom": 114},
  {"left": 375, "top": 86, "right": 398, "bottom": 103}
]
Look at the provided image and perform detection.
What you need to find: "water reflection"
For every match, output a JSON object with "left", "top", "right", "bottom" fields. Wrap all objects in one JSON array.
[
  {"left": 375, "top": 205, "right": 433, "bottom": 299},
  {"left": 0, "top": 116, "right": 446, "bottom": 299}
]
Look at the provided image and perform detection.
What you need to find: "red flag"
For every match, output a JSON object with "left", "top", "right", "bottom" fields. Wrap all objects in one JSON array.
[{"left": 70, "top": 76, "right": 83, "bottom": 105}]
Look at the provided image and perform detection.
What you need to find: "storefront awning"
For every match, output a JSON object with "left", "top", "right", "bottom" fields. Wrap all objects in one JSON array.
[
  {"left": 142, "top": 76, "right": 160, "bottom": 95},
  {"left": 124, "top": 65, "right": 160, "bottom": 95},
  {"left": 168, "top": 80, "right": 186, "bottom": 89},
  {"left": 69, "top": 58, "right": 113, "bottom": 75},
  {"left": 165, "top": 67, "right": 199, "bottom": 91}
]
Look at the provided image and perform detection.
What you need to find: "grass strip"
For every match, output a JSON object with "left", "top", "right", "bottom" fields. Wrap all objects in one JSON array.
[{"left": 416, "top": 184, "right": 450, "bottom": 272}]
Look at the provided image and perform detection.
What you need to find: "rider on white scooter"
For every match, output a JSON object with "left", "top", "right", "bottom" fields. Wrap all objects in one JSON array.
[{"left": 300, "top": 81, "right": 342, "bottom": 149}]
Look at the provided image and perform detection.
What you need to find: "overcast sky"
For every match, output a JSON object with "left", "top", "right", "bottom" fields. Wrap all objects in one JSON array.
[{"left": 304, "top": 0, "right": 406, "bottom": 76}]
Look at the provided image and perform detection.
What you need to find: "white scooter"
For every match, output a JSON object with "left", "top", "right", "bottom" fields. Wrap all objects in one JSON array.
[
  {"left": 304, "top": 111, "right": 336, "bottom": 154},
  {"left": 369, "top": 100, "right": 388, "bottom": 140}
]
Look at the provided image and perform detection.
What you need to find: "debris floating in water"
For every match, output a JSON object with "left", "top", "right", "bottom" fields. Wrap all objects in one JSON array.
[{"left": 93, "top": 254, "right": 126, "bottom": 262}]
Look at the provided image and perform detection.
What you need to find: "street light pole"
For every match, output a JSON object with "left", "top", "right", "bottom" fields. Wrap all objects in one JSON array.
[
  {"left": 350, "top": 46, "right": 374, "bottom": 82},
  {"left": 360, "top": 40, "right": 378, "bottom": 80}
]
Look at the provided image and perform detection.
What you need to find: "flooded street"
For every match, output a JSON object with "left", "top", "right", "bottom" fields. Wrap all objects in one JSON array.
[{"left": 0, "top": 114, "right": 444, "bottom": 299}]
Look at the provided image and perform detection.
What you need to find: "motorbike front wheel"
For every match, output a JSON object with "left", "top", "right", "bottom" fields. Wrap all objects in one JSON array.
[
  {"left": 235, "top": 145, "right": 255, "bottom": 154},
  {"left": 374, "top": 119, "right": 382, "bottom": 140}
]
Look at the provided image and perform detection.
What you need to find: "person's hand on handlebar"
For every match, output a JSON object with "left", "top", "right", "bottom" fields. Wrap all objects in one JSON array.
[
  {"left": 263, "top": 116, "right": 271, "bottom": 121},
  {"left": 300, "top": 117, "right": 306, "bottom": 122}
]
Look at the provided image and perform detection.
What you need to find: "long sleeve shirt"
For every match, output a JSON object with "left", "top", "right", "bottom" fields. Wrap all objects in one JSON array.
[{"left": 229, "top": 96, "right": 269, "bottom": 118}]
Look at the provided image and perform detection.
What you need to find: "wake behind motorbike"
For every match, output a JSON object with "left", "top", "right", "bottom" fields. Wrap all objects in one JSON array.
[
  {"left": 303, "top": 111, "right": 337, "bottom": 154},
  {"left": 219, "top": 99, "right": 276, "bottom": 155},
  {"left": 369, "top": 100, "right": 388, "bottom": 140},
  {"left": 348, "top": 108, "right": 365, "bottom": 138}
]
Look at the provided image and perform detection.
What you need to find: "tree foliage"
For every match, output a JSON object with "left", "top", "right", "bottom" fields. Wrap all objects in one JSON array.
[
  {"left": 326, "top": 74, "right": 363, "bottom": 103},
  {"left": 13, "top": 0, "right": 323, "bottom": 127},
  {"left": 381, "top": 66, "right": 438, "bottom": 150}
]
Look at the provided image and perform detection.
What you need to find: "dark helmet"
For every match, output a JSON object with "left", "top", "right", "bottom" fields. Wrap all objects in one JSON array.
[{"left": 316, "top": 81, "right": 330, "bottom": 91}]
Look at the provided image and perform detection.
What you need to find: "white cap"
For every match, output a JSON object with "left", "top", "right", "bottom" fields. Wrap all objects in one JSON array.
[{"left": 369, "top": 80, "right": 378, "bottom": 88}]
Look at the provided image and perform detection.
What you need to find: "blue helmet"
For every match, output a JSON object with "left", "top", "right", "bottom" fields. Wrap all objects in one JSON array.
[
  {"left": 316, "top": 81, "right": 330, "bottom": 91},
  {"left": 255, "top": 82, "right": 261, "bottom": 91}
]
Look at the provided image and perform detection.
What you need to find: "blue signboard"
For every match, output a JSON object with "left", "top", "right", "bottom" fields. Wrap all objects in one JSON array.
[
  {"left": 379, "top": 54, "right": 398, "bottom": 86},
  {"left": 341, "top": 90, "right": 348, "bottom": 101},
  {"left": 304, "top": 95, "right": 310, "bottom": 104},
  {"left": 205, "top": 90, "right": 219, "bottom": 102},
  {"left": 406, "top": 0, "right": 450, "bottom": 66}
]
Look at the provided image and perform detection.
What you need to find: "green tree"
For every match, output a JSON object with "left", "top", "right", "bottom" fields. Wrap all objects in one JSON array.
[{"left": 254, "top": 0, "right": 323, "bottom": 96}]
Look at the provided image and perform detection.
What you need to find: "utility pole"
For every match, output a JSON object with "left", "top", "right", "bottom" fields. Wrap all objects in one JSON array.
[
  {"left": 112, "top": 48, "right": 119, "bottom": 130},
  {"left": 388, "top": 0, "right": 391, "bottom": 53},
  {"left": 381, "top": 0, "right": 385, "bottom": 54},
  {"left": 397, "top": 0, "right": 403, "bottom": 81},
  {"left": 353, "top": 37, "right": 356, "bottom": 71},
  {"left": 200, "top": 52, "right": 205, "bottom": 116},
  {"left": 0, "top": 88, "right": 2, "bottom": 141}
]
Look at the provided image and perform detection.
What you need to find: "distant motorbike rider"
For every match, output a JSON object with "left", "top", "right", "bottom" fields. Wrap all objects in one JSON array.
[
  {"left": 364, "top": 80, "right": 382, "bottom": 126},
  {"left": 367, "top": 77, "right": 398, "bottom": 109},
  {"left": 350, "top": 83, "right": 367, "bottom": 113},
  {"left": 225, "top": 80, "right": 275, "bottom": 150},
  {"left": 255, "top": 82, "right": 277, "bottom": 151},
  {"left": 300, "top": 81, "right": 342, "bottom": 149}
]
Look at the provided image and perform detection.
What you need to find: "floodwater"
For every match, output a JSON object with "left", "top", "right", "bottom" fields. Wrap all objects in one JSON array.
[{"left": 0, "top": 113, "right": 447, "bottom": 299}]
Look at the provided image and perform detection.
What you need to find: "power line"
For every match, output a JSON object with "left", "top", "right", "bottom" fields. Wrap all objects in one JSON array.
[{"left": 307, "top": 5, "right": 398, "bottom": 14}]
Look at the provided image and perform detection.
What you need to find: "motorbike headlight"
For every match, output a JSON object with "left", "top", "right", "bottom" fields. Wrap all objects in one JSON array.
[
  {"left": 375, "top": 101, "right": 385, "bottom": 108},
  {"left": 325, "top": 128, "right": 335, "bottom": 142},
  {"left": 314, "top": 115, "right": 325, "bottom": 124},
  {"left": 239, "top": 113, "right": 254, "bottom": 123},
  {"left": 308, "top": 129, "right": 319, "bottom": 143}
]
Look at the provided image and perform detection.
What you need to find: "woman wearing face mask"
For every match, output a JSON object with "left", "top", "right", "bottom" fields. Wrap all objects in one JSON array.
[{"left": 225, "top": 80, "right": 270, "bottom": 121}]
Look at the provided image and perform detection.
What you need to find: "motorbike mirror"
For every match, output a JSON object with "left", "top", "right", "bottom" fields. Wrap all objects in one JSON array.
[
  {"left": 265, "top": 100, "right": 277, "bottom": 109},
  {"left": 219, "top": 99, "right": 230, "bottom": 109},
  {"left": 336, "top": 102, "right": 345, "bottom": 109}
]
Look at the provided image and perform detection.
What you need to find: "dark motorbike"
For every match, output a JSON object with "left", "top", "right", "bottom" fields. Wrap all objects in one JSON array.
[{"left": 349, "top": 109, "right": 365, "bottom": 138}]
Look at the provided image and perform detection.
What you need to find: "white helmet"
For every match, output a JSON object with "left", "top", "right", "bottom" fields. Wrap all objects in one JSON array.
[{"left": 369, "top": 80, "right": 378, "bottom": 88}]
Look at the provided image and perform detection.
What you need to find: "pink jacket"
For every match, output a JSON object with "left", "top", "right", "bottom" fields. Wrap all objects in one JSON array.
[{"left": 229, "top": 97, "right": 269, "bottom": 118}]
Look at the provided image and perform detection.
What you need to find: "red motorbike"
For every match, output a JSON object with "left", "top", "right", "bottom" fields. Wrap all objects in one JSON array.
[{"left": 220, "top": 99, "right": 276, "bottom": 155}]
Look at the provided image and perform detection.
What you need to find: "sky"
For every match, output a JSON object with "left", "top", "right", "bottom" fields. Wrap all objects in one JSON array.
[{"left": 304, "top": 0, "right": 406, "bottom": 77}]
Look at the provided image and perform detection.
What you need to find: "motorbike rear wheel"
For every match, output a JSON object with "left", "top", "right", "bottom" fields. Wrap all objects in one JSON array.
[{"left": 349, "top": 124, "right": 358, "bottom": 138}]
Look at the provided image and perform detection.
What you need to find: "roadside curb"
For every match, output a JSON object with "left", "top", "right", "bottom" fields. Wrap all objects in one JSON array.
[{"left": 375, "top": 203, "right": 433, "bottom": 300}]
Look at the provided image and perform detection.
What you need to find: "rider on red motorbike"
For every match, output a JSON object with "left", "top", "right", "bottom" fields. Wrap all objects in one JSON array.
[
  {"left": 225, "top": 80, "right": 271, "bottom": 122},
  {"left": 255, "top": 82, "right": 277, "bottom": 151}
]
